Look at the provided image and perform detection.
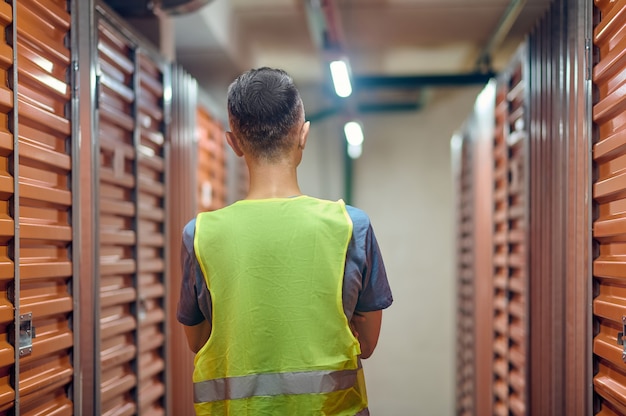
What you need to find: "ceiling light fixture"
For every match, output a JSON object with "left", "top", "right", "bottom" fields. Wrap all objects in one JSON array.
[
  {"left": 344, "top": 120, "right": 364, "bottom": 159},
  {"left": 344, "top": 121, "right": 363, "bottom": 146},
  {"left": 330, "top": 59, "right": 352, "bottom": 98},
  {"left": 347, "top": 143, "right": 363, "bottom": 159}
]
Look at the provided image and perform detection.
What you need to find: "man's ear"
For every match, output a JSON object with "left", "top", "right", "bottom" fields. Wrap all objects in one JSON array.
[
  {"left": 299, "top": 121, "right": 310, "bottom": 150},
  {"left": 225, "top": 131, "right": 244, "bottom": 157}
]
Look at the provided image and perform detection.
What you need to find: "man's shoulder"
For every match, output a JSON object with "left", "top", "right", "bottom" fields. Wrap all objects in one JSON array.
[
  {"left": 181, "top": 218, "right": 197, "bottom": 249},
  {"left": 183, "top": 218, "right": 197, "bottom": 235},
  {"left": 345, "top": 204, "right": 370, "bottom": 222},
  {"left": 345, "top": 205, "right": 371, "bottom": 232}
]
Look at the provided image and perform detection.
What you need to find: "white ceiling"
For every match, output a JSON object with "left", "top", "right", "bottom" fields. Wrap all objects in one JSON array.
[{"left": 171, "top": 0, "right": 551, "bottom": 115}]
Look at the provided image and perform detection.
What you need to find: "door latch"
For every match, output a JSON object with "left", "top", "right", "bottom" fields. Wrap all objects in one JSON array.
[{"left": 18, "top": 313, "right": 33, "bottom": 357}]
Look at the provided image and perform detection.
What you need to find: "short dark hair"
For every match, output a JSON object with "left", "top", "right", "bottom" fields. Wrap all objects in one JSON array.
[{"left": 227, "top": 67, "right": 303, "bottom": 160}]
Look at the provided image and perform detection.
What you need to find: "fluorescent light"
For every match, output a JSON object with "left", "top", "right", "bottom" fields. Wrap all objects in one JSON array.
[
  {"left": 347, "top": 143, "right": 362, "bottom": 159},
  {"left": 344, "top": 121, "right": 364, "bottom": 146},
  {"left": 330, "top": 60, "right": 352, "bottom": 98}
]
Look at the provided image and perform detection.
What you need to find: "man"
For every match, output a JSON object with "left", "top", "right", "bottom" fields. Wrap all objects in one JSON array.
[{"left": 177, "top": 67, "right": 393, "bottom": 415}]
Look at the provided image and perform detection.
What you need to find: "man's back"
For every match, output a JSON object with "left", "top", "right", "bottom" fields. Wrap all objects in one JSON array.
[{"left": 192, "top": 196, "right": 368, "bottom": 415}]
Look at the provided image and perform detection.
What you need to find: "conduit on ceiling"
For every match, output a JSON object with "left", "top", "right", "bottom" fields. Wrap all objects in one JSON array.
[{"left": 304, "top": 0, "right": 526, "bottom": 117}]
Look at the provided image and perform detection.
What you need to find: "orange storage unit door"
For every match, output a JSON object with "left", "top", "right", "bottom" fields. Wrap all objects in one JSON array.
[
  {"left": 593, "top": 1, "right": 626, "bottom": 413},
  {"left": 97, "top": 18, "right": 138, "bottom": 415},
  {"left": 492, "top": 58, "right": 528, "bottom": 416},
  {"left": 454, "top": 132, "right": 476, "bottom": 416},
  {"left": 0, "top": 1, "right": 14, "bottom": 413},
  {"left": 0, "top": 2, "right": 15, "bottom": 413},
  {"left": 453, "top": 81, "right": 497, "bottom": 416},
  {"left": 14, "top": 0, "right": 75, "bottom": 414},
  {"left": 196, "top": 106, "right": 226, "bottom": 212},
  {"left": 95, "top": 7, "right": 169, "bottom": 414},
  {"left": 136, "top": 51, "right": 168, "bottom": 414}
]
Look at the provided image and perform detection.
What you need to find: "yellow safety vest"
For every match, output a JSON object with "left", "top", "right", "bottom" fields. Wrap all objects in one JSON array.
[{"left": 193, "top": 196, "right": 368, "bottom": 415}]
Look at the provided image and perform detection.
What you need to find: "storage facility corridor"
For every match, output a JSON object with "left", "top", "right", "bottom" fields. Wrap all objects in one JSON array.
[{"left": 0, "top": 0, "right": 621, "bottom": 415}]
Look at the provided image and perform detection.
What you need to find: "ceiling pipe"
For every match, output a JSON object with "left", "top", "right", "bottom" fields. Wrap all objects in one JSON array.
[
  {"left": 304, "top": 0, "right": 496, "bottom": 93},
  {"left": 355, "top": 72, "right": 496, "bottom": 90},
  {"left": 308, "top": 90, "right": 429, "bottom": 122},
  {"left": 308, "top": 102, "right": 421, "bottom": 122},
  {"left": 475, "top": 0, "right": 527, "bottom": 72},
  {"left": 303, "top": 0, "right": 499, "bottom": 128}
]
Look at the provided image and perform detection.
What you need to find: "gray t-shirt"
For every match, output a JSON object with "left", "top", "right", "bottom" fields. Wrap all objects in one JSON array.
[{"left": 176, "top": 204, "right": 393, "bottom": 326}]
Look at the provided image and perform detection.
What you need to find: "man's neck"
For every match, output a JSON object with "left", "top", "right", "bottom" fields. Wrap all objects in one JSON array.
[{"left": 245, "top": 162, "right": 302, "bottom": 200}]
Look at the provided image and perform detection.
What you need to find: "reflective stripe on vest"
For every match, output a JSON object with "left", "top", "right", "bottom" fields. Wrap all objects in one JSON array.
[{"left": 194, "top": 364, "right": 362, "bottom": 403}]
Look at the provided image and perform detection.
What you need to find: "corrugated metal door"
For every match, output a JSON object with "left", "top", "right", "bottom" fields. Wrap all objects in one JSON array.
[
  {"left": 492, "top": 80, "right": 510, "bottom": 415},
  {"left": 97, "top": 19, "right": 138, "bottom": 415},
  {"left": 95, "top": 9, "right": 169, "bottom": 414},
  {"left": 454, "top": 132, "right": 475, "bottom": 416},
  {"left": 456, "top": 0, "right": 591, "bottom": 413},
  {"left": 0, "top": 1, "right": 14, "bottom": 410},
  {"left": 492, "top": 58, "right": 528, "bottom": 416},
  {"left": 196, "top": 107, "right": 226, "bottom": 212},
  {"left": 452, "top": 81, "right": 496, "bottom": 416},
  {"left": 593, "top": 0, "right": 626, "bottom": 413},
  {"left": 15, "top": 0, "right": 75, "bottom": 414},
  {"left": 136, "top": 51, "right": 167, "bottom": 415}
]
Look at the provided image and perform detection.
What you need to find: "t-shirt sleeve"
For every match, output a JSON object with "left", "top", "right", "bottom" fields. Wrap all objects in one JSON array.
[
  {"left": 356, "top": 221, "right": 393, "bottom": 312},
  {"left": 176, "top": 219, "right": 206, "bottom": 326},
  {"left": 345, "top": 205, "right": 393, "bottom": 313}
]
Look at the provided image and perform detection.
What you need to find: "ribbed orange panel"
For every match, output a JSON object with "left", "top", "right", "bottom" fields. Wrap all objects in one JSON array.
[
  {"left": 492, "top": 82, "right": 510, "bottom": 416},
  {"left": 196, "top": 107, "right": 226, "bottom": 212},
  {"left": 593, "top": 0, "right": 626, "bottom": 413},
  {"left": 504, "top": 64, "right": 526, "bottom": 416},
  {"left": 492, "top": 61, "right": 527, "bottom": 416},
  {"left": 0, "top": 1, "right": 13, "bottom": 413},
  {"left": 455, "top": 135, "right": 474, "bottom": 416},
  {"left": 97, "top": 21, "right": 137, "bottom": 416},
  {"left": 15, "top": 0, "right": 73, "bottom": 414},
  {"left": 136, "top": 51, "right": 166, "bottom": 415}
]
